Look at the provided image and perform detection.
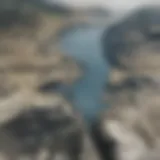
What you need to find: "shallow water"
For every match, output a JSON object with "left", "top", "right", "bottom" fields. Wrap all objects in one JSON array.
[{"left": 60, "top": 26, "right": 109, "bottom": 125}]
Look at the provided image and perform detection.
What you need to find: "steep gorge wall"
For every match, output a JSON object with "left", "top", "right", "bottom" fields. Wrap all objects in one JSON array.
[
  {"left": 100, "top": 5, "right": 160, "bottom": 160},
  {"left": 0, "top": 2, "right": 101, "bottom": 160}
]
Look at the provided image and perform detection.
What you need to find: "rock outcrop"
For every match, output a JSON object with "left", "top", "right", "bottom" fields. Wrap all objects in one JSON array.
[
  {"left": 0, "top": 1, "right": 101, "bottom": 160},
  {"left": 102, "top": 5, "right": 160, "bottom": 70},
  {"left": 100, "top": 77, "right": 160, "bottom": 160},
  {"left": 100, "top": 5, "right": 160, "bottom": 160},
  {"left": 0, "top": 4, "right": 82, "bottom": 122}
]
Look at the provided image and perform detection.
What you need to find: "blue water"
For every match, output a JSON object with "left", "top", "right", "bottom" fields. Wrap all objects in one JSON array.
[{"left": 60, "top": 27, "right": 109, "bottom": 125}]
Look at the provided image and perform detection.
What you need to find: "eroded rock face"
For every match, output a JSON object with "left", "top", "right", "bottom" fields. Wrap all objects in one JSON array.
[
  {"left": 100, "top": 77, "right": 160, "bottom": 160},
  {"left": 0, "top": 0, "right": 83, "bottom": 112},
  {"left": 0, "top": 2, "right": 101, "bottom": 160},
  {"left": 0, "top": 106, "right": 82, "bottom": 160},
  {"left": 104, "top": 76, "right": 157, "bottom": 106},
  {"left": 100, "top": 5, "right": 160, "bottom": 160},
  {"left": 0, "top": 18, "right": 82, "bottom": 93},
  {"left": 102, "top": 5, "right": 160, "bottom": 70},
  {"left": 0, "top": 104, "right": 101, "bottom": 160},
  {"left": 0, "top": 0, "right": 83, "bottom": 136},
  {"left": 0, "top": 86, "right": 101, "bottom": 160}
]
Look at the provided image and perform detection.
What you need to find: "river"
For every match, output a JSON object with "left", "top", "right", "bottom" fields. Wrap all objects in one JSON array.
[{"left": 59, "top": 26, "right": 110, "bottom": 125}]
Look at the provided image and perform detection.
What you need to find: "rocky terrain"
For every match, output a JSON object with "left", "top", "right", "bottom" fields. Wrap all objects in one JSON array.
[
  {"left": 101, "top": 5, "right": 160, "bottom": 160},
  {"left": 0, "top": 7, "right": 82, "bottom": 122},
  {"left": 0, "top": 1, "right": 103, "bottom": 160},
  {"left": 3, "top": 1, "right": 160, "bottom": 160}
]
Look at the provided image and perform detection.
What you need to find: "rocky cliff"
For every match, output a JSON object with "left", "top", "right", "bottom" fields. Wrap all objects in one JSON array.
[
  {"left": 0, "top": 2, "right": 101, "bottom": 160},
  {"left": 101, "top": 5, "right": 160, "bottom": 160}
]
